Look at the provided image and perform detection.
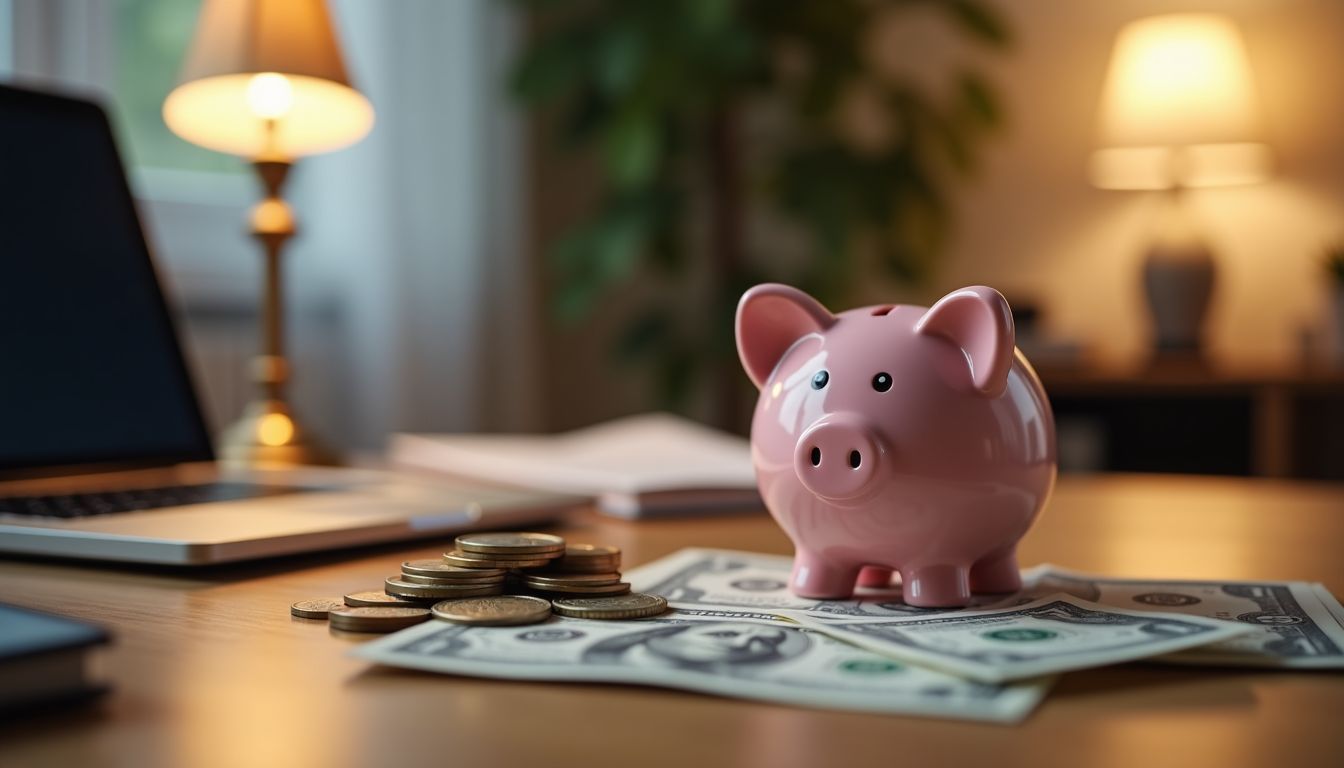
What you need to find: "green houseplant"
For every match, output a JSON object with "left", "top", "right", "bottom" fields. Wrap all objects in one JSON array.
[{"left": 509, "top": 0, "right": 1010, "bottom": 427}]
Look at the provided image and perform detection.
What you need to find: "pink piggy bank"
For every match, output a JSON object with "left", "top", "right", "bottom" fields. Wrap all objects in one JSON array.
[{"left": 735, "top": 283, "right": 1056, "bottom": 607}]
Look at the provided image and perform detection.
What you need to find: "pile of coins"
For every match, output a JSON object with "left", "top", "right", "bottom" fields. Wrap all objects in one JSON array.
[{"left": 290, "top": 532, "right": 668, "bottom": 633}]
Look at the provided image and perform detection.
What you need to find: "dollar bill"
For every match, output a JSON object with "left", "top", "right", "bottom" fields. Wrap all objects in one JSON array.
[
  {"left": 629, "top": 548, "right": 1344, "bottom": 672},
  {"left": 1005, "top": 565, "right": 1344, "bottom": 668},
  {"left": 350, "top": 611, "right": 1050, "bottom": 723},
  {"left": 626, "top": 547, "right": 1023, "bottom": 621},
  {"left": 781, "top": 594, "right": 1252, "bottom": 683}
]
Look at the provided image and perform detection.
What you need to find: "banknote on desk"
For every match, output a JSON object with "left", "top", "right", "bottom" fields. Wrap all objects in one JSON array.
[
  {"left": 627, "top": 548, "right": 1344, "bottom": 670},
  {"left": 778, "top": 595, "right": 1251, "bottom": 683},
  {"left": 627, "top": 548, "right": 1008, "bottom": 621},
  {"left": 350, "top": 611, "right": 1050, "bottom": 723},
  {"left": 1012, "top": 565, "right": 1344, "bottom": 669}
]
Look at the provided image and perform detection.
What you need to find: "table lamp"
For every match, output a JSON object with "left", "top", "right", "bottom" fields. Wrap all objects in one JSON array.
[
  {"left": 1091, "top": 13, "right": 1270, "bottom": 361},
  {"left": 163, "top": 0, "right": 374, "bottom": 465}
]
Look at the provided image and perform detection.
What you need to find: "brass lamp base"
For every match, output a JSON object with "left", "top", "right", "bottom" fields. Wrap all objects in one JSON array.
[
  {"left": 218, "top": 398, "right": 338, "bottom": 468},
  {"left": 217, "top": 156, "right": 341, "bottom": 469}
]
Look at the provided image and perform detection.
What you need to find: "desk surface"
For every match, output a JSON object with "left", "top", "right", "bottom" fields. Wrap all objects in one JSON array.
[{"left": 3, "top": 474, "right": 1344, "bottom": 768}]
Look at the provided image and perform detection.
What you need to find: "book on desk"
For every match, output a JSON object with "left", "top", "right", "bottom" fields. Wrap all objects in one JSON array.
[
  {"left": 389, "top": 413, "right": 762, "bottom": 518},
  {"left": 0, "top": 603, "right": 110, "bottom": 716}
]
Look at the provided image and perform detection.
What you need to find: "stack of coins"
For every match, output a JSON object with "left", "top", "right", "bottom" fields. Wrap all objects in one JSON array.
[
  {"left": 383, "top": 558, "right": 507, "bottom": 601},
  {"left": 443, "top": 532, "right": 567, "bottom": 570},
  {"left": 522, "top": 571, "right": 630, "bottom": 597},
  {"left": 328, "top": 606, "right": 430, "bottom": 632},
  {"left": 290, "top": 532, "right": 668, "bottom": 632},
  {"left": 545, "top": 544, "right": 621, "bottom": 573}
]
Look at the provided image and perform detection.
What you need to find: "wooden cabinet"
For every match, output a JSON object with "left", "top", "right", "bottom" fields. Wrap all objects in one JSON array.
[{"left": 1038, "top": 364, "right": 1344, "bottom": 480}]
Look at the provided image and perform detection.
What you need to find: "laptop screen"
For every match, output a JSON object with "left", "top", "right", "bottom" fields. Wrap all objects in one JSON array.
[{"left": 0, "top": 84, "right": 214, "bottom": 475}]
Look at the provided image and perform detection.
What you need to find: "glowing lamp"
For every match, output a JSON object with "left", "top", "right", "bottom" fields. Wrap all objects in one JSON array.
[
  {"left": 164, "top": 0, "right": 374, "bottom": 465},
  {"left": 1091, "top": 13, "right": 1270, "bottom": 359}
]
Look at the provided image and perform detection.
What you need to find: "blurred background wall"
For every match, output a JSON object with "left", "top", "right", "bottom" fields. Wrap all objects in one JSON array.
[
  {"left": 535, "top": 0, "right": 1344, "bottom": 431},
  {"left": 2, "top": 0, "right": 1341, "bottom": 458}
]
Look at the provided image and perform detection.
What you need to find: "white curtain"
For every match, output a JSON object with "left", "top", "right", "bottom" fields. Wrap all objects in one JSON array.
[{"left": 292, "top": 0, "right": 540, "bottom": 451}]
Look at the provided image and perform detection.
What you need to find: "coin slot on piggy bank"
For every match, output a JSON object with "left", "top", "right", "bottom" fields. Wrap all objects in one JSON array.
[{"left": 734, "top": 284, "right": 1057, "bottom": 608}]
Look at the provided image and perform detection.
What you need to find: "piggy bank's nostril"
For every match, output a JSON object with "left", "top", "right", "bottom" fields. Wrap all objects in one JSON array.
[
  {"left": 849, "top": 450, "right": 862, "bottom": 469},
  {"left": 810, "top": 446, "right": 821, "bottom": 467}
]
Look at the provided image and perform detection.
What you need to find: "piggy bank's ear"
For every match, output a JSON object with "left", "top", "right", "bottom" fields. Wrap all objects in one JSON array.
[
  {"left": 915, "top": 286, "right": 1015, "bottom": 397},
  {"left": 736, "top": 284, "right": 836, "bottom": 389}
]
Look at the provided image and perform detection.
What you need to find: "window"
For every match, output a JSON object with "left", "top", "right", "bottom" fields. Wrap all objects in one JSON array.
[{"left": 110, "top": 0, "right": 238, "bottom": 176}]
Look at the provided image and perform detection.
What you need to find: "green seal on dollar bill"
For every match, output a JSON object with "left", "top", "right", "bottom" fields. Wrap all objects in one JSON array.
[
  {"left": 838, "top": 659, "right": 903, "bottom": 674},
  {"left": 983, "top": 628, "right": 1058, "bottom": 642}
]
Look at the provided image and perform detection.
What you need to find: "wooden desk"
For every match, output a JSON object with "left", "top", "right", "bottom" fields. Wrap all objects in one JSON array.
[{"left": 3, "top": 474, "right": 1344, "bottom": 768}]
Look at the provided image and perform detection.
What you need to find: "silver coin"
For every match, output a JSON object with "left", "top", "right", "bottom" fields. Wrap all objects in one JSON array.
[
  {"left": 551, "top": 593, "right": 668, "bottom": 620},
  {"left": 402, "top": 559, "right": 507, "bottom": 579},
  {"left": 328, "top": 606, "right": 430, "bottom": 632},
  {"left": 527, "top": 581, "right": 632, "bottom": 596},
  {"left": 399, "top": 571, "right": 506, "bottom": 586},
  {"left": 430, "top": 595, "right": 553, "bottom": 626},
  {"left": 290, "top": 597, "right": 346, "bottom": 620},
  {"left": 443, "top": 551, "right": 553, "bottom": 569},
  {"left": 455, "top": 532, "right": 565, "bottom": 555},
  {"left": 385, "top": 576, "right": 505, "bottom": 599},
  {"left": 523, "top": 572, "right": 623, "bottom": 587},
  {"left": 344, "top": 590, "right": 426, "bottom": 608}
]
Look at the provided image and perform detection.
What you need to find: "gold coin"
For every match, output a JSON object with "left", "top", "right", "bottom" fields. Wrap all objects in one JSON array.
[
  {"left": 455, "top": 531, "right": 565, "bottom": 555},
  {"left": 523, "top": 572, "right": 623, "bottom": 587},
  {"left": 403, "top": 559, "right": 507, "bottom": 579},
  {"left": 551, "top": 593, "right": 669, "bottom": 620},
  {"left": 385, "top": 576, "right": 505, "bottom": 599},
  {"left": 548, "top": 544, "right": 622, "bottom": 573},
  {"left": 344, "top": 590, "right": 427, "bottom": 607},
  {"left": 527, "top": 581, "right": 632, "bottom": 596},
  {"left": 431, "top": 595, "right": 554, "bottom": 626},
  {"left": 443, "top": 551, "right": 553, "bottom": 569},
  {"left": 290, "top": 597, "right": 346, "bottom": 620},
  {"left": 400, "top": 571, "right": 505, "bottom": 586},
  {"left": 328, "top": 606, "right": 430, "bottom": 632}
]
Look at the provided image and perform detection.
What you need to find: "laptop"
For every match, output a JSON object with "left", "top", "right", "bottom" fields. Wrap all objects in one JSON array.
[{"left": 0, "top": 83, "right": 580, "bottom": 565}]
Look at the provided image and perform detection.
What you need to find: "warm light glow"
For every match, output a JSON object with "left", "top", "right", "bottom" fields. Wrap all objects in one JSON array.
[
  {"left": 251, "top": 199, "right": 295, "bottom": 235},
  {"left": 257, "top": 413, "right": 295, "bottom": 446},
  {"left": 164, "top": 73, "right": 373, "bottom": 158},
  {"left": 245, "top": 73, "right": 294, "bottom": 119},
  {"left": 1092, "top": 14, "right": 1269, "bottom": 190},
  {"left": 1090, "top": 143, "right": 1272, "bottom": 190}
]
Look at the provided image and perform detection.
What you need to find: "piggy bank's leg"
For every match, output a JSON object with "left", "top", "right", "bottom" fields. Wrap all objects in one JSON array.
[
  {"left": 856, "top": 566, "right": 893, "bottom": 589},
  {"left": 970, "top": 548, "right": 1022, "bottom": 594},
  {"left": 901, "top": 564, "right": 972, "bottom": 608},
  {"left": 790, "top": 550, "right": 861, "bottom": 599}
]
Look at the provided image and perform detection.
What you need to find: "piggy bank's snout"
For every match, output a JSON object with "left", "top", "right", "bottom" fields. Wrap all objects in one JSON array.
[{"left": 793, "top": 415, "right": 880, "bottom": 502}]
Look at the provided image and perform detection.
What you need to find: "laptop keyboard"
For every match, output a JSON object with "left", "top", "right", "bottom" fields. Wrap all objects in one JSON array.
[{"left": 0, "top": 482, "right": 309, "bottom": 519}]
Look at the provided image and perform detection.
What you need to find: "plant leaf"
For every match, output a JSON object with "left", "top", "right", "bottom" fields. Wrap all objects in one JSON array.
[{"left": 942, "top": 0, "right": 1011, "bottom": 48}]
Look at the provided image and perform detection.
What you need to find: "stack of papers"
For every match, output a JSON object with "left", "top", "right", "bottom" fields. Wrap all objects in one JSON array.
[{"left": 388, "top": 413, "right": 760, "bottom": 518}]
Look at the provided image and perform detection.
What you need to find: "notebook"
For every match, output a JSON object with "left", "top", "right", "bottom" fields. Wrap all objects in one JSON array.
[{"left": 389, "top": 413, "right": 762, "bottom": 518}]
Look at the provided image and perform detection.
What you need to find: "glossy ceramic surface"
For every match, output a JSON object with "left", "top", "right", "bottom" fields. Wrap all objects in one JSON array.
[{"left": 735, "top": 284, "right": 1057, "bottom": 607}]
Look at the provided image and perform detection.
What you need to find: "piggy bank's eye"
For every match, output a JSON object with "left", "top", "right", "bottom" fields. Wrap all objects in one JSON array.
[
  {"left": 811, "top": 370, "right": 829, "bottom": 390},
  {"left": 872, "top": 372, "right": 893, "bottom": 392}
]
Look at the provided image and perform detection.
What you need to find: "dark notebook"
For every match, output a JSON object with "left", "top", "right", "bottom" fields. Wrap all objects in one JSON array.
[{"left": 0, "top": 602, "right": 111, "bottom": 715}]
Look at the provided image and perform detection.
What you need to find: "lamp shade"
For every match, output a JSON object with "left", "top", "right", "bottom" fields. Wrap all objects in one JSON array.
[
  {"left": 163, "top": 0, "right": 374, "bottom": 158},
  {"left": 1091, "top": 13, "right": 1269, "bottom": 190}
]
